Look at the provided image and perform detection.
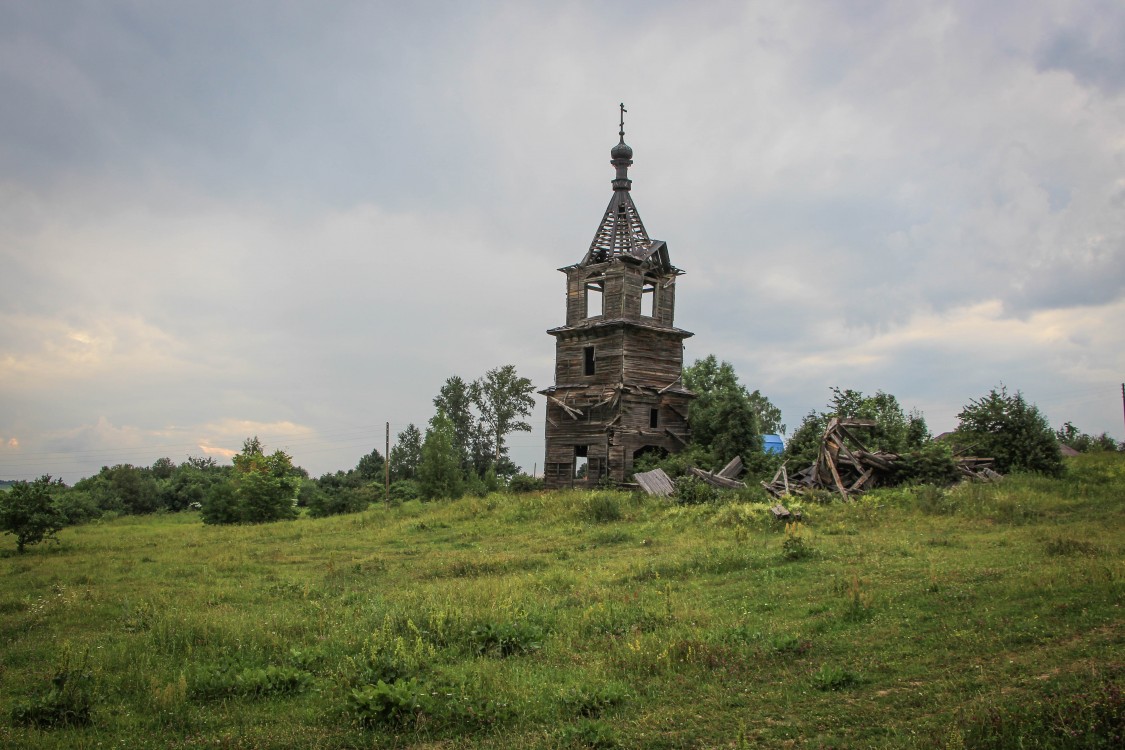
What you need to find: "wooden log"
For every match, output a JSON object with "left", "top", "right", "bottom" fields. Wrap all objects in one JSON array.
[{"left": 770, "top": 504, "right": 791, "bottom": 520}]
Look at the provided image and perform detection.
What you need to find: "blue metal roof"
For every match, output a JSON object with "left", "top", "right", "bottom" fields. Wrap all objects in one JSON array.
[{"left": 762, "top": 434, "right": 785, "bottom": 454}]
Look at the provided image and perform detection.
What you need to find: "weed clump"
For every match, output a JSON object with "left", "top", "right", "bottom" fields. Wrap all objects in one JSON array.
[
  {"left": 812, "top": 664, "right": 861, "bottom": 691},
  {"left": 558, "top": 682, "right": 630, "bottom": 718},
  {"left": 558, "top": 718, "right": 620, "bottom": 748},
  {"left": 10, "top": 645, "right": 94, "bottom": 728},
  {"left": 469, "top": 620, "right": 543, "bottom": 657},
  {"left": 781, "top": 522, "right": 813, "bottom": 560}
]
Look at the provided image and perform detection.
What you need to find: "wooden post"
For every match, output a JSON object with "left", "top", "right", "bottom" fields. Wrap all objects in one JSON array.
[{"left": 385, "top": 422, "right": 390, "bottom": 506}]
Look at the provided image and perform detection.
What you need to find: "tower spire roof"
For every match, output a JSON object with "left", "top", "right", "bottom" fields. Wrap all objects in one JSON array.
[{"left": 582, "top": 103, "right": 654, "bottom": 265}]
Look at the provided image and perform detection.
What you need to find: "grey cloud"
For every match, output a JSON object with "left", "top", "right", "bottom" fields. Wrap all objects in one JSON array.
[{"left": 1036, "top": 19, "right": 1125, "bottom": 95}]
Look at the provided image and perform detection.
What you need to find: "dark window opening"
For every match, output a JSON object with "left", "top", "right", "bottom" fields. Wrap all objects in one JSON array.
[
  {"left": 584, "top": 346, "right": 595, "bottom": 376},
  {"left": 650, "top": 408, "right": 659, "bottom": 428},
  {"left": 586, "top": 279, "right": 604, "bottom": 318},
  {"left": 641, "top": 280, "right": 657, "bottom": 317}
]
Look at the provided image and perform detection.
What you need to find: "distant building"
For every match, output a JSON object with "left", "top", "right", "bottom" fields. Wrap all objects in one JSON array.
[
  {"left": 540, "top": 108, "right": 694, "bottom": 488},
  {"left": 762, "top": 435, "right": 785, "bottom": 455}
]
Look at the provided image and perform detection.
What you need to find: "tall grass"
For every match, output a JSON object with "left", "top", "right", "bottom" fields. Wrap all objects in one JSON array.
[{"left": 1, "top": 454, "right": 1122, "bottom": 748}]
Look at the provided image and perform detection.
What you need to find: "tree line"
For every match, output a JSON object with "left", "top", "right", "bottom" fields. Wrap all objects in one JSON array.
[{"left": 2, "top": 356, "right": 1121, "bottom": 552}]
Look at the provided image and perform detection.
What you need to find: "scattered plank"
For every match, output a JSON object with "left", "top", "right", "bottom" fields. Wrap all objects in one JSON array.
[{"left": 634, "top": 468, "right": 676, "bottom": 497}]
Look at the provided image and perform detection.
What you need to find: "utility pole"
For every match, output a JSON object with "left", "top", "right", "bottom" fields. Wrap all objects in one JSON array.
[
  {"left": 1121, "top": 383, "right": 1124, "bottom": 438},
  {"left": 385, "top": 421, "right": 390, "bottom": 506}
]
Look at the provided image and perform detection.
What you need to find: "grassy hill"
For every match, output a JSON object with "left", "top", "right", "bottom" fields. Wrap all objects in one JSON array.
[{"left": 0, "top": 454, "right": 1121, "bottom": 749}]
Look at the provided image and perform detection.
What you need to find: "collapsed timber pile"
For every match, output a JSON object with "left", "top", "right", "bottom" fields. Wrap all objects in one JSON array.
[{"left": 762, "top": 417, "right": 999, "bottom": 501}]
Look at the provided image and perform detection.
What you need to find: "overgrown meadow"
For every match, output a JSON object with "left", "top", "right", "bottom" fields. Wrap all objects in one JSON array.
[{"left": 1, "top": 454, "right": 1121, "bottom": 749}]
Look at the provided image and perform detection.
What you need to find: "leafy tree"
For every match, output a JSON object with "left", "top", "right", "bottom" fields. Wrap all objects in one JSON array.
[
  {"left": 955, "top": 386, "right": 1063, "bottom": 476},
  {"left": 354, "top": 448, "right": 386, "bottom": 483},
  {"left": 151, "top": 457, "right": 177, "bottom": 480},
  {"left": 434, "top": 376, "right": 478, "bottom": 470},
  {"left": 417, "top": 411, "right": 463, "bottom": 500},
  {"left": 304, "top": 477, "right": 371, "bottom": 518},
  {"left": 201, "top": 437, "right": 301, "bottom": 524},
  {"left": 1, "top": 475, "right": 66, "bottom": 553},
  {"left": 72, "top": 465, "right": 159, "bottom": 515},
  {"left": 473, "top": 365, "right": 536, "bottom": 471},
  {"left": 389, "top": 424, "right": 423, "bottom": 481},
  {"left": 682, "top": 356, "right": 783, "bottom": 473},
  {"left": 1056, "top": 422, "right": 1121, "bottom": 453}
]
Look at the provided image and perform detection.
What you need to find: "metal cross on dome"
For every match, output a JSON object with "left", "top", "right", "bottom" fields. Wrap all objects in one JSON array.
[{"left": 619, "top": 103, "right": 627, "bottom": 140}]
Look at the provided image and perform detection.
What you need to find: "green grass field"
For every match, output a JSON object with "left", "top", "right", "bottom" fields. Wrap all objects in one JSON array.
[{"left": 1, "top": 454, "right": 1121, "bottom": 749}]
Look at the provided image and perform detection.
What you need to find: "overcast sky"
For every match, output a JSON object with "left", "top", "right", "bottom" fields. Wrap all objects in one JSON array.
[{"left": 2, "top": 0, "right": 1123, "bottom": 482}]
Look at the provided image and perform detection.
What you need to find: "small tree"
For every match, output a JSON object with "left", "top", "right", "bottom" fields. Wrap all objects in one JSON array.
[
  {"left": 683, "top": 355, "right": 783, "bottom": 473},
  {"left": 1056, "top": 422, "right": 1121, "bottom": 453},
  {"left": 1, "top": 475, "right": 66, "bottom": 553},
  {"left": 389, "top": 424, "right": 423, "bottom": 481},
  {"left": 473, "top": 364, "right": 536, "bottom": 470},
  {"left": 201, "top": 437, "right": 301, "bottom": 524},
  {"left": 417, "top": 411, "right": 463, "bottom": 500},
  {"left": 955, "top": 386, "right": 1063, "bottom": 476}
]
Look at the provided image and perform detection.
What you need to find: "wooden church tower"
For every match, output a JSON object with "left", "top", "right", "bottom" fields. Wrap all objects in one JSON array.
[{"left": 541, "top": 107, "right": 694, "bottom": 488}]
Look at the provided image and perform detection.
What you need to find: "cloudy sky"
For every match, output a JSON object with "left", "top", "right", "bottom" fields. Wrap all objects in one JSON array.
[{"left": 2, "top": 0, "right": 1123, "bottom": 482}]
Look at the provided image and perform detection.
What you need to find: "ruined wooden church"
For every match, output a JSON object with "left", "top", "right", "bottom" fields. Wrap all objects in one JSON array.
[{"left": 541, "top": 110, "right": 694, "bottom": 488}]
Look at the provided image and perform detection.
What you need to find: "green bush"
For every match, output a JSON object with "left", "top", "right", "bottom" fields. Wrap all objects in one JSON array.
[
  {"left": 507, "top": 473, "right": 544, "bottom": 493},
  {"left": 52, "top": 489, "right": 102, "bottom": 526},
  {"left": 894, "top": 442, "right": 962, "bottom": 486},
  {"left": 388, "top": 479, "right": 421, "bottom": 504},
  {"left": 582, "top": 494, "right": 622, "bottom": 523},
  {"left": 306, "top": 483, "right": 372, "bottom": 518},
  {"left": 673, "top": 476, "right": 718, "bottom": 505},
  {"left": 468, "top": 620, "right": 543, "bottom": 657},
  {"left": 348, "top": 678, "right": 426, "bottom": 727},
  {"left": 188, "top": 661, "right": 312, "bottom": 701}
]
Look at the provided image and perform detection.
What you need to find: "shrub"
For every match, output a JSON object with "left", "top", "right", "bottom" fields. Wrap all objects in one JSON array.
[
  {"left": 468, "top": 620, "right": 543, "bottom": 657},
  {"left": 894, "top": 442, "right": 962, "bottom": 486},
  {"left": 582, "top": 494, "right": 622, "bottom": 523},
  {"left": 388, "top": 479, "right": 421, "bottom": 504},
  {"left": 348, "top": 678, "right": 426, "bottom": 727},
  {"left": 53, "top": 489, "right": 101, "bottom": 526},
  {"left": 507, "top": 473, "right": 544, "bottom": 493},
  {"left": 673, "top": 476, "right": 718, "bottom": 505},
  {"left": 781, "top": 522, "right": 813, "bottom": 561},
  {"left": 188, "top": 661, "right": 312, "bottom": 701},
  {"left": 306, "top": 483, "right": 372, "bottom": 518}
]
